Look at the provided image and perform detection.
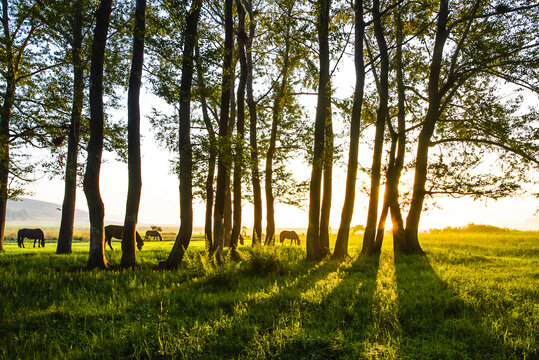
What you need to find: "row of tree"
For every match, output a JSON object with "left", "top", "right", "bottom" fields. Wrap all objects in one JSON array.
[{"left": 0, "top": 0, "right": 537, "bottom": 269}]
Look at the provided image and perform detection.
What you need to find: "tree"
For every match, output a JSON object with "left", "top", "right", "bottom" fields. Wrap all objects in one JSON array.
[
  {"left": 333, "top": 0, "right": 365, "bottom": 259},
  {"left": 402, "top": 0, "right": 539, "bottom": 253},
  {"left": 29, "top": 0, "right": 129, "bottom": 255},
  {"left": 306, "top": 0, "right": 331, "bottom": 261},
  {"left": 0, "top": 0, "right": 63, "bottom": 252},
  {"left": 84, "top": 0, "right": 113, "bottom": 269},
  {"left": 212, "top": 0, "right": 233, "bottom": 263},
  {"left": 264, "top": 0, "right": 295, "bottom": 246},
  {"left": 230, "top": 0, "right": 248, "bottom": 255},
  {"left": 372, "top": 3, "right": 411, "bottom": 253},
  {"left": 244, "top": 0, "right": 263, "bottom": 246},
  {"left": 195, "top": 44, "right": 217, "bottom": 252},
  {"left": 159, "top": 0, "right": 202, "bottom": 270},
  {"left": 121, "top": 0, "right": 146, "bottom": 268},
  {"left": 361, "top": 0, "right": 389, "bottom": 255},
  {"left": 47, "top": 0, "right": 88, "bottom": 254}
]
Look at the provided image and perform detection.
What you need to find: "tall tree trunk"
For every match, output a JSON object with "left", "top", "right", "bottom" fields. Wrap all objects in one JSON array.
[
  {"left": 224, "top": 62, "right": 236, "bottom": 248},
  {"left": 57, "top": 0, "right": 84, "bottom": 255},
  {"left": 372, "top": 4, "right": 408, "bottom": 253},
  {"left": 264, "top": 25, "right": 291, "bottom": 247},
  {"left": 212, "top": 0, "right": 234, "bottom": 263},
  {"left": 306, "top": 0, "right": 330, "bottom": 261},
  {"left": 333, "top": 0, "right": 365, "bottom": 260},
  {"left": 404, "top": 0, "right": 448, "bottom": 254},
  {"left": 83, "top": 0, "right": 113, "bottom": 269},
  {"left": 245, "top": 0, "right": 262, "bottom": 246},
  {"left": 230, "top": 0, "right": 247, "bottom": 255},
  {"left": 319, "top": 109, "right": 333, "bottom": 256},
  {"left": 224, "top": 178, "right": 232, "bottom": 247},
  {"left": 121, "top": 0, "right": 146, "bottom": 268},
  {"left": 159, "top": 0, "right": 202, "bottom": 269},
  {"left": 0, "top": 0, "right": 15, "bottom": 253},
  {"left": 195, "top": 45, "right": 215, "bottom": 253},
  {"left": 372, "top": 129, "right": 396, "bottom": 253},
  {"left": 389, "top": 5, "right": 406, "bottom": 252},
  {"left": 361, "top": 0, "right": 389, "bottom": 255}
]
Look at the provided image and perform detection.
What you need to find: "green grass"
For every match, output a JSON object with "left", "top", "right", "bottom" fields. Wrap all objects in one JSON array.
[{"left": 0, "top": 231, "right": 537, "bottom": 359}]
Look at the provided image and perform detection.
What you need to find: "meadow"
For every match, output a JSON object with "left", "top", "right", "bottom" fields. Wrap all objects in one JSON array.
[{"left": 0, "top": 230, "right": 537, "bottom": 359}]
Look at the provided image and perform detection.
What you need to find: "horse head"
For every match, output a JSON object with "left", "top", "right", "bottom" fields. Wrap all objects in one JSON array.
[{"left": 136, "top": 232, "right": 144, "bottom": 250}]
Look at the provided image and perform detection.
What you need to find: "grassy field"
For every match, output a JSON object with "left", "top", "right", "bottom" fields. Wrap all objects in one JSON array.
[{"left": 0, "top": 231, "right": 537, "bottom": 359}]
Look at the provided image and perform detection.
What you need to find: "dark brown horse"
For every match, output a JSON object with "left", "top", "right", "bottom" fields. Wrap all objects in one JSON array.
[
  {"left": 104, "top": 225, "right": 144, "bottom": 250},
  {"left": 144, "top": 230, "right": 162, "bottom": 241},
  {"left": 279, "top": 230, "right": 300, "bottom": 246},
  {"left": 17, "top": 228, "right": 45, "bottom": 248}
]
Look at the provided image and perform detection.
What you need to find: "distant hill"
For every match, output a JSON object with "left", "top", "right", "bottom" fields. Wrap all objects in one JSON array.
[{"left": 6, "top": 198, "right": 90, "bottom": 226}]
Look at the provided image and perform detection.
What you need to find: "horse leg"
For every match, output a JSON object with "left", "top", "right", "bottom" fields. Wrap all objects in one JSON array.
[{"left": 106, "top": 236, "right": 113, "bottom": 250}]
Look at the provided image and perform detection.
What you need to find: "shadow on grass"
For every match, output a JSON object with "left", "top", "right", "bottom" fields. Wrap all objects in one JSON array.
[
  {"left": 394, "top": 253, "right": 512, "bottom": 359},
  {"left": 1, "top": 247, "right": 380, "bottom": 359},
  {"left": 269, "top": 253, "right": 381, "bottom": 360},
  {"left": 148, "top": 257, "right": 345, "bottom": 359}
]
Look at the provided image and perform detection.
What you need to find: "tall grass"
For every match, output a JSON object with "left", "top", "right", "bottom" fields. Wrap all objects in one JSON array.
[{"left": 0, "top": 231, "right": 537, "bottom": 359}]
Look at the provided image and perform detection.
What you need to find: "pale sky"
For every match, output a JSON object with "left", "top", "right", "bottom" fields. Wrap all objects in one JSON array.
[
  {"left": 25, "top": 89, "right": 539, "bottom": 231},
  {"left": 23, "top": 59, "right": 539, "bottom": 231}
]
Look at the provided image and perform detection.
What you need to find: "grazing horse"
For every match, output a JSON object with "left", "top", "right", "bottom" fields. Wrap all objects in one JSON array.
[
  {"left": 104, "top": 225, "right": 144, "bottom": 251},
  {"left": 17, "top": 228, "right": 45, "bottom": 248},
  {"left": 144, "top": 230, "right": 162, "bottom": 241},
  {"left": 279, "top": 230, "right": 300, "bottom": 246}
]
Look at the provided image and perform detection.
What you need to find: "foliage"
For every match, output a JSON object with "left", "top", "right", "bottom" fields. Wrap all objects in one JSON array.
[
  {"left": 431, "top": 223, "right": 512, "bottom": 233},
  {"left": 0, "top": 232, "right": 537, "bottom": 358},
  {"left": 351, "top": 224, "right": 365, "bottom": 234}
]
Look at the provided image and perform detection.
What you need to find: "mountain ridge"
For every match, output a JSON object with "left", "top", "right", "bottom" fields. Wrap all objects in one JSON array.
[{"left": 6, "top": 198, "right": 90, "bottom": 226}]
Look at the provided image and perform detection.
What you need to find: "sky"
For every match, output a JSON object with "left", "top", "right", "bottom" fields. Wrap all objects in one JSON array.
[
  {"left": 25, "top": 89, "right": 539, "bottom": 231},
  {"left": 21, "top": 49, "right": 539, "bottom": 232}
]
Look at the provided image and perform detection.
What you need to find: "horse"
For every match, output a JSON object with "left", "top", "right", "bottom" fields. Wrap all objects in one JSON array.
[
  {"left": 144, "top": 230, "right": 162, "bottom": 241},
  {"left": 17, "top": 228, "right": 45, "bottom": 248},
  {"left": 279, "top": 230, "right": 300, "bottom": 246},
  {"left": 104, "top": 225, "right": 144, "bottom": 251}
]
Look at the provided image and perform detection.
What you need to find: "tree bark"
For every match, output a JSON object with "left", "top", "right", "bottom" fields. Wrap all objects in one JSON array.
[
  {"left": 333, "top": 0, "right": 365, "bottom": 260},
  {"left": 224, "top": 60, "right": 236, "bottom": 248},
  {"left": 83, "top": 0, "right": 113, "bottom": 270},
  {"left": 403, "top": 0, "right": 448, "bottom": 254},
  {"left": 306, "top": 0, "right": 330, "bottom": 261},
  {"left": 264, "top": 20, "right": 291, "bottom": 247},
  {"left": 245, "top": 0, "right": 262, "bottom": 246},
  {"left": 361, "top": 0, "right": 389, "bottom": 255},
  {"left": 195, "top": 45, "right": 215, "bottom": 253},
  {"left": 319, "top": 107, "right": 333, "bottom": 257},
  {"left": 212, "top": 0, "right": 234, "bottom": 263},
  {"left": 386, "top": 6, "right": 406, "bottom": 252},
  {"left": 0, "top": 0, "right": 15, "bottom": 253},
  {"left": 57, "top": 0, "right": 84, "bottom": 255},
  {"left": 121, "top": 0, "right": 146, "bottom": 268},
  {"left": 230, "top": 0, "right": 248, "bottom": 255},
  {"left": 372, "top": 129, "right": 396, "bottom": 253},
  {"left": 159, "top": 0, "right": 202, "bottom": 269}
]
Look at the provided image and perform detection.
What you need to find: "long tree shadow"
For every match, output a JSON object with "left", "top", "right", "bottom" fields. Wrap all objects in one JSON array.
[
  {"left": 394, "top": 253, "right": 513, "bottom": 359},
  {"left": 106, "top": 250, "right": 347, "bottom": 359},
  {"left": 267, "top": 252, "right": 381, "bottom": 359},
  {"left": 175, "top": 259, "right": 345, "bottom": 358}
]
